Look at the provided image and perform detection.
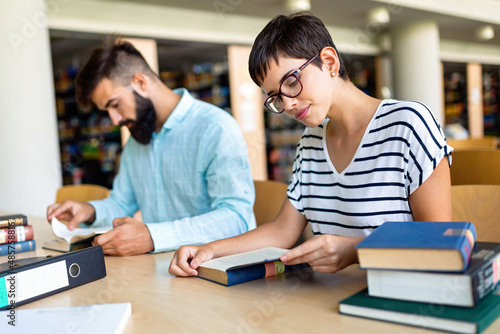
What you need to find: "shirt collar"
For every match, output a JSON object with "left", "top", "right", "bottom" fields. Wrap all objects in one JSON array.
[{"left": 161, "top": 88, "right": 194, "bottom": 131}]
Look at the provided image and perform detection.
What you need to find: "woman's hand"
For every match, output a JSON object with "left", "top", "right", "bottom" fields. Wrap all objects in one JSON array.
[{"left": 280, "top": 234, "right": 364, "bottom": 273}]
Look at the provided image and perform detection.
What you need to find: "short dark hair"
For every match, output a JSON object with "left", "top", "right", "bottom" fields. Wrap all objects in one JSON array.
[
  {"left": 249, "top": 12, "right": 348, "bottom": 86},
  {"left": 75, "top": 41, "right": 157, "bottom": 109}
]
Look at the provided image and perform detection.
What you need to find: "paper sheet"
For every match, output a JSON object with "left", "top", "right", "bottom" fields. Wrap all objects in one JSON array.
[{"left": 51, "top": 218, "right": 110, "bottom": 244}]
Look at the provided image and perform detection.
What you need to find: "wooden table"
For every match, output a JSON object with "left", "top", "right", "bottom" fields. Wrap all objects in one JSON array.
[{"left": 2, "top": 214, "right": 499, "bottom": 333}]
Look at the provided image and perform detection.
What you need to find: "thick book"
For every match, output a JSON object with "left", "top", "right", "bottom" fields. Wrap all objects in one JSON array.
[
  {"left": 0, "top": 214, "right": 27, "bottom": 229},
  {"left": 0, "top": 240, "right": 36, "bottom": 256},
  {"left": 367, "top": 242, "right": 500, "bottom": 307},
  {"left": 197, "top": 247, "right": 307, "bottom": 286},
  {"left": 339, "top": 287, "right": 500, "bottom": 334},
  {"left": 0, "top": 246, "right": 106, "bottom": 310},
  {"left": 356, "top": 221, "right": 476, "bottom": 271},
  {"left": 0, "top": 302, "right": 131, "bottom": 333},
  {"left": 43, "top": 217, "right": 110, "bottom": 252},
  {"left": 0, "top": 225, "right": 34, "bottom": 244}
]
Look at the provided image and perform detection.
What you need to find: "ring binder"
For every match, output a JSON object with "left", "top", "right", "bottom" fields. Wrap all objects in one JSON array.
[{"left": 0, "top": 246, "right": 106, "bottom": 309}]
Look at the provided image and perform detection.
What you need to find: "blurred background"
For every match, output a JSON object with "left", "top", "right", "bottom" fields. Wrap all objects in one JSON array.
[{"left": 1, "top": 0, "right": 500, "bottom": 215}]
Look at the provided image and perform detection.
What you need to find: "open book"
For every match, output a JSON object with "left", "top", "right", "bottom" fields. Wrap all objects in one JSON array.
[
  {"left": 43, "top": 217, "right": 110, "bottom": 252},
  {"left": 196, "top": 247, "right": 308, "bottom": 286}
]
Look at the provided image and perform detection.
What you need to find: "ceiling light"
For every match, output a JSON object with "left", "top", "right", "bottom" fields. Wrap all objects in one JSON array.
[
  {"left": 367, "top": 7, "right": 390, "bottom": 25},
  {"left": 285, "top": 0, "right": 311, "bottom": 12},
  {"left": 476, "top": 25, "right": 495, "bottom": 41}
]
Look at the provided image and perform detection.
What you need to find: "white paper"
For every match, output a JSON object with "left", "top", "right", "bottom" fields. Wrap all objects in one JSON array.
[
  {"left": 0, "top": 303, "right": 132, "bottom": 334},
  {"left": 52, "top": 217, "right": 110, "bottom": 244}
]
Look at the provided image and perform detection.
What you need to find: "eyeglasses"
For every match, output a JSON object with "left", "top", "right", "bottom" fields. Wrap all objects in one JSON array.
[{"left": 264, "top": 53, "right": 320, "bottom": 114}]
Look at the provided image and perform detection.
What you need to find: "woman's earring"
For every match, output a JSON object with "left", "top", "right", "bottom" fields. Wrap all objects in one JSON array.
[{"left": 331, "top": 72, "right": 336, "bottom": 77}]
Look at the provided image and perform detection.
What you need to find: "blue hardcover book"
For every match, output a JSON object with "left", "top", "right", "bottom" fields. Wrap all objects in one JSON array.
[
  {"left": 0, "top": 240, "right": 36, "bottom": 256},
  {"left": 356, "top": 221, "right": 476, "bottom": 272},
  {"left": 197, "top": 247, "right": 308, "bottom": 286}
]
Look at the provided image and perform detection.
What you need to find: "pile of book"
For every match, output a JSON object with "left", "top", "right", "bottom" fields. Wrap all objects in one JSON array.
[
  {"left": 0, "top": 214, "right": 36, "bottom": 256},
  {"left": 339, "top": 221, "right": 500, "bottom": 334}
]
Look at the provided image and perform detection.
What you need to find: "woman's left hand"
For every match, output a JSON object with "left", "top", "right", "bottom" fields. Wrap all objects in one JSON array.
[{"left": 280, "top": 234, "right": 364, "bottom": 273}]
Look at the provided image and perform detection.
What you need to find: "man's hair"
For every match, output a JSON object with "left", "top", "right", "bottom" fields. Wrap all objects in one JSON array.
[
  {"left": 249, "top": 12, "right": 348, "bottom": 86},
  {"left": 75, "top": 41, "right": 157, "bottom": 109}
]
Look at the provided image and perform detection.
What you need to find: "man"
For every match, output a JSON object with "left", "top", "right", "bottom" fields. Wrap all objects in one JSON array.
[{"left": 47, "top": 41, "right": 256, "bottom": 256}]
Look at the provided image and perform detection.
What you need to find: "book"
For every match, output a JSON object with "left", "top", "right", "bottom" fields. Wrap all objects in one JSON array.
[
  {"left": 367, "top": 242, "right": 500, "bottom": 307},
  {"left": 0, "top": 225, "right": 34, "bottom": 244},
  {"left": 0, "top": 214, "right": 27, "bottom": 229},
  {"left": 0, "top": 246, "right": 106, "bottom": 309},
  {"left": 356, "top": 221, "right": 476, "bottom": 272},
  {"left": 43, "top": 217, "right": 110, "bottom": 252},
  {"left": 0, "top": 302, "right": 131, "bottom": 333},
  {"left": 0, "top": 240, "right": 36, "bottom": 256},
  {"left": 339, "top": 287, "right": 500, "bottom": 334},
  {"left": 197, "top": 247, "right": 308, "bottom": 286}
]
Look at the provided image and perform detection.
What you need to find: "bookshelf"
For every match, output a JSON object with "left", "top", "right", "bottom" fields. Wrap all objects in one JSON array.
[
  {"left": 443, "top": 62, "right": 468, "bottom": 129},
  {"left": 54, "top": 67, "right": 122, "bottom": 188},
  {"left": 483, "top": 65, "right": 500, "bottom": 136}
]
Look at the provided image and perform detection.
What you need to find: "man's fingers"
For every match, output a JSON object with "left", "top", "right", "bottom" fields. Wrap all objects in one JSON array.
[{"left": 93, "top": 230, "right": 114, "bottom": 246}]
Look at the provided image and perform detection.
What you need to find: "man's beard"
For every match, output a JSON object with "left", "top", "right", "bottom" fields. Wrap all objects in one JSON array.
[{"left": 119, "top": 91, "right": 157, "bottom": 145}]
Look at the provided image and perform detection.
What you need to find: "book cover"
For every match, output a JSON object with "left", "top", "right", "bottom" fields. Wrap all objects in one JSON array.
[
  {"left": 0, "top": 246, "right": 106, "bottom": 310},
  {"left": 0, "top": 214, "right": 27, "bottom": 229},
  {"left": 197, "top": 247, "right": 308, "bottom": 286},
  {"left": 0, "top": 240, "right": 36, "bottom": 256},
  {"left": 0, "top": 302, "right": 131, "bottom": 333},
  {"left": 367, "top": 242, "right": 500, "bottom": 307},
  {"left": 339, "top": 287, "right": 500, "bottom": 334},
  {"left": 356, "top": 221, "right": 476, "bottom": 271},
  {"left": 43, "top": 217, "right": 110, "bottom": 253},
  {"left": 0, "top": 225, "right": 34, "bottom": 244}
]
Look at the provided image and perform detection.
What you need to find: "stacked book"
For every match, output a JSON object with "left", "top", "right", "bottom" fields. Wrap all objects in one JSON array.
[
  {"left": 339, "top": 221, "right": 500, "bottom": 334},
  {"left": 0, "top": 214, "right": 36, "bottom": 256}
]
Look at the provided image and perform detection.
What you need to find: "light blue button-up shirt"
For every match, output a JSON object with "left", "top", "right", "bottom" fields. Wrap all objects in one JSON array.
[{"left": 89, "top": 88, "right": 256, "bottom": 252}]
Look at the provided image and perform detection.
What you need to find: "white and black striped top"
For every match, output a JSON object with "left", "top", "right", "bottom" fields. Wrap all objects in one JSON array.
[{"left": 287, "top": 100, "right": 453, "bottom": 237}]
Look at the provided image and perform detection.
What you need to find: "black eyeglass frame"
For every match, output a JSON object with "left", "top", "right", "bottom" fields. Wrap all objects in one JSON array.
[{"left": 264, "top": 53, "right": 320, "bottom": 114}]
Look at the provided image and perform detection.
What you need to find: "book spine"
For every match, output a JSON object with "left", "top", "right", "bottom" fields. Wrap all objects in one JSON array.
[
  {"left": 0, "top": 225, "right": 34, "bottom": 244},
  {"left": 0, "top": 215, "right": 28, "bottom": 229},
  {"left": 0, "top": 240, "right": 36, "bottom": 256},
  {"left": 471, "top": 253, "right": 500, "bottom": 305},
  {"left": 459, "top": 224, "right": 477, "bottom": 269},
  {"left": 226, "top": 261, "right": 308, "bottom": 286}
]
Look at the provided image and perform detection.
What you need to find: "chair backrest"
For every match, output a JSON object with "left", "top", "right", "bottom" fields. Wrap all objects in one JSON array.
[
  {"left": 447, "top": 136, "right": 497, "bottom": 150},
  {"left": 451, "top": 185, "right": 500, "bottom": 242},
  {"left": 450, "top": 149, "right": 500, "bottom": 185},
  {"left": 56, "top": 184, "right": 110, "bottom": 203},
  {"left": 253, "top": 180, "right": 288, "bottom": 226}
]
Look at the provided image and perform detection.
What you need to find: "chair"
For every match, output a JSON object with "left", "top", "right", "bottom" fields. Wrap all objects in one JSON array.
[
  {"left": 450, "top": 149, "right": 500, "bottom": 185},
  {"left": 447, "top": 136, "right": 497, "bottom": 150},
  {"left": 253, "top": 180, "right": 314, "bottom": 244},
  {"left": 55, "top": 184, "right": 110, "bottom": 203},
  {"left": 451, "top": 185, "right": 500, "bottom": 242},
  {"left": 253, "top": 180, "right": 288, "bottom": 226}
]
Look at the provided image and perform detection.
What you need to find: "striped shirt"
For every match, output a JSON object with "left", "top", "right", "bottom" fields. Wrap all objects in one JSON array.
[{"left": 287, "top": 100, "right": 453, "bottom": 237}]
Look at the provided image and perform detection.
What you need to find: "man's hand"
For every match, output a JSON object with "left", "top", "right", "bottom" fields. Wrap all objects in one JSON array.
[
  {"left": 47, "top": 200, "right": 96, "bottom": 230},
  {"left": 280, "top": 235, "right": 364, "bottom": 273},
  {"left": 92, "top": 217, "right": 154, "bottom": 256},
  {"left": 169, "top": 245, "right": 215, "bottom": 277}
]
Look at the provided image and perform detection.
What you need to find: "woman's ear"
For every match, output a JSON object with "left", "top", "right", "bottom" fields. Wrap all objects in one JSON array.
[{"left": 319, "top": 47, "right": 340, "bottom": 77}]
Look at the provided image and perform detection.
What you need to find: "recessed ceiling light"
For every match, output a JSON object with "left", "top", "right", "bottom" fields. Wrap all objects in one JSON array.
[
  {"left": 367, "top": 7, "right": 390, "bottom": 25},
  {"left": 285, "top": 0, "right": 311, "bottom": 12},
  {"left": 476, "top": 25, "right": 495, "bottom": 41}
]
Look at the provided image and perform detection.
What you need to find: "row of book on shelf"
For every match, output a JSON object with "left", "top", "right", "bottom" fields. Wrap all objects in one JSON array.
[{"left": 0, "top": 214, "right": 36, "bottom": 256}]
